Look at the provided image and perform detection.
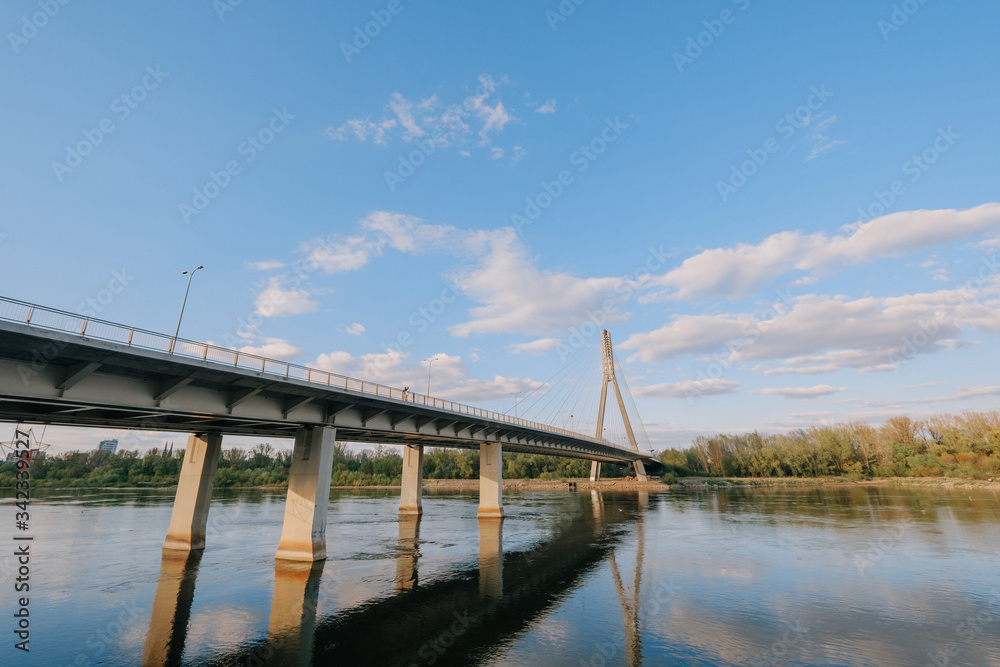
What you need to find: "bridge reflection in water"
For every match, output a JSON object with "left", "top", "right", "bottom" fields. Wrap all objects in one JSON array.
[{"left": 140, "top": 490, "right": 649, "bottom": 667}]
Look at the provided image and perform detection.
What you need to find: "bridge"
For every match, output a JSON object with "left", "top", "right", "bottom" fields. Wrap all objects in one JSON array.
[{"left": 0, "top": 296, "right": 661, "bottom": 562}]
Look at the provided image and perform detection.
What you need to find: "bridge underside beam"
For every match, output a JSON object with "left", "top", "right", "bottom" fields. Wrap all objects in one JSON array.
[
  {"left": 276, "top": 426, "right": 336, "bottom": 562},
  {"left": 163, "top": 433, "right": 223, "bottom": 552}
]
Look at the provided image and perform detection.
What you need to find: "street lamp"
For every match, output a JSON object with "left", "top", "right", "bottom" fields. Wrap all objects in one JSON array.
[
  {"left": 423, "top": 356, "right": 439, "bottom": 395},
  {"left": 170, "top": 265, "right": 203, "bottom": 354},
  {"left": 511, "top": 391, "right": 521, "bottom": 419}
]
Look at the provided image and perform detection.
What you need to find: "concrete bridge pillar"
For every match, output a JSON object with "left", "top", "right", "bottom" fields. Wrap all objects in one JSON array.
[
  {"left": 398, "top": 445, "right": 423, "bottom": 516},
  {"left": 276, "top": 426, "right": 336, "bottom": 562},
  {"left": 590, "top": 460, "right": 601, "bottom": 482},
  {"left": 163, "top": 433, "right": 223, "bottom": 552},
  {"left": 477, "top": 441, "right": 504, "bottom": 518}
]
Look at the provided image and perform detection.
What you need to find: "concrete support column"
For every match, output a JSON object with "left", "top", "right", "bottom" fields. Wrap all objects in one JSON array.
[
  {"left": 163, "top": 433, "right": 222, "bottom": 552},
  {"left": 398, "top": 445, "right": 424, "bottom": 516},
  {"left": 590, "top": 460, "right": 602, "bottom": 482},
  {"left": 276, "top": 426, "right": 336, "bottom": 562},
  {"left": 633, "top": 459, "right": 648, "bottom": 482},
  {"left": 478, "top": 517, "right": 503, "bottom": 599},
  {"left": 477, "top": 441, "right": 504, "bottom": 519}
]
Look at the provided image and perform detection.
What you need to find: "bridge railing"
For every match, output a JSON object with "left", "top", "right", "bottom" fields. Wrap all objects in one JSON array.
[{"left": 0, "top": 297, "right": 637, "bottom": 454}]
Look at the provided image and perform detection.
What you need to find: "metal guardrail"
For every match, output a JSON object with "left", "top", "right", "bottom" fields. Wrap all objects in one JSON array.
[{"left": 0, "top": 296, "right": 631, "bottom": 452}]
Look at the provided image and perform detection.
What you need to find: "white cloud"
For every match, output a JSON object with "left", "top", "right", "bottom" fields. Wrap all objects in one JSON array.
[
  {"left": 303, "top": 234, "right": 379, "bottom": 273},
  {"left": 508, "top": 338, "right": 562, "bottom": 355},
  {"left": 852, "top": 385, "right": 1000, "bottom": 409},
  {"left": 490, "top": 147, "right": 504, "bottom": 159},
  {"left": 536, "top": 99, "right": 556, "bottom": 114},
  {"left": 757, "top": 385, "right": 846, "bottom": 399},
  {"left": 448, "top": 228, "right": 631, "bottom": 337},
  {"left": 236, "top": 338, "right": 303, "bottom": 360},
  {"left": 389, "top": 92, "right": 426, "bottom": 138},
  {"left": 309, "top": 349, "right": 540, "bottom": 401},
  {"left": 625, "top": 279, "right": 1000, "bottom": 373},
  {"left": 325, "top": 118, "right": 398, "bottom": 145},
  {"left": 298, "top": 211, "right": 462, "bottom": 276},
  {"left": 805, "top": 138, "right": 846, "bottom": 161},
  {"left": 342, "top": 322, "right": 365, "bottom": 336},
  {"left": 327, "top": 73, "right": 516, "bottom": 154},
  {"left": 266, "top": 212, "right": 643, "bottom": 339},
  {"left": 247, "top": 260, "right": 284, "bottom": 270},
  {"left": 644, "top": 203, "right": 1000, "bottom": 300},
  {"left": 254, "top": 276, "right": 319, "bottom": 317},
  {"left": 621, "top": 314, "right": 748, "bottom": 361},
  {"left": 359, "top": 210, "right": 461, "bottom": 253},
  {"left": 633, "top": 379, "right": 740, "bottom": 399}
]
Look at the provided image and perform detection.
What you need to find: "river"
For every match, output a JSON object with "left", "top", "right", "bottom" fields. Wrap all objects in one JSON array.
[{"left": 1, "top": 484, "right": 998, "bottom": 666}]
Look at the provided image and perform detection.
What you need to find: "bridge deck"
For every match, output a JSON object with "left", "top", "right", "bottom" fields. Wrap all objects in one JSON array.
[{"left": 0, "top": 298, "right": 653, "bottom": 465}]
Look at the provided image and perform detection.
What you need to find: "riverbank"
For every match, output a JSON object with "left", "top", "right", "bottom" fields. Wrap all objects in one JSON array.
[
  {"left": 669, "top": 476, "right": 1000, "bottom": 491},
  {"left": 6, "top": 476, "right": 997, "bottom": 492},
  {"left": 419, "top": 477, "right": 670, "bottom": 492}
]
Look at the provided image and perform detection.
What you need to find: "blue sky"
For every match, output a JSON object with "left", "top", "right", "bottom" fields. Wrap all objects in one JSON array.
[{"left": 3, "top": 1, "right": 1000, "bottom": 454}]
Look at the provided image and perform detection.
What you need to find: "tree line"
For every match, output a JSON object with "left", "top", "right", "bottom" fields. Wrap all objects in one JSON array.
[
  {"left": 0, "top": 441, "right": 592, "bottom": 488},
  {"left": 659, "top": 411, "right": 1000, "bottom": 481}
]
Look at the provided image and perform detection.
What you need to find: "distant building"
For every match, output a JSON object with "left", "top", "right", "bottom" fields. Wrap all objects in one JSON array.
[
  {"left": 4, "top": 449, "right": 43, "bottom": 464},
  {"left": 98, "top": 439, "right": 118, "bottom": 454}
]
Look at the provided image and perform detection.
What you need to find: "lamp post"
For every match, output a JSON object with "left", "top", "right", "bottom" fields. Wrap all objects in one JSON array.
[
  {"left": 511, "top": 391, "right": 521, "bottom": 419},
  {"left": 423, "top": 356, "right": 439, "bottom": 395},
  {"left": 170, "top": 265, "right": 203, "bottom": 354}
]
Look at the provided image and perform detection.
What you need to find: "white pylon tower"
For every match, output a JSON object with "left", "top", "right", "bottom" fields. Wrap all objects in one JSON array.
[{"left": 590, "top": 330, "right": 648, "bottom": 482}]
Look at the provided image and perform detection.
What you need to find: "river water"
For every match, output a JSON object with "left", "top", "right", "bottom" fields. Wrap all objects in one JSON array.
[{"left": 1, "top": 484, "right": 998, "bottom": 666}]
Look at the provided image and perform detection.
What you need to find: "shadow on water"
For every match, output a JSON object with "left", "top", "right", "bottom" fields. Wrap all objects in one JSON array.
[{"left": 143, "top": 490, "right": 649, "bottom": 667}]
